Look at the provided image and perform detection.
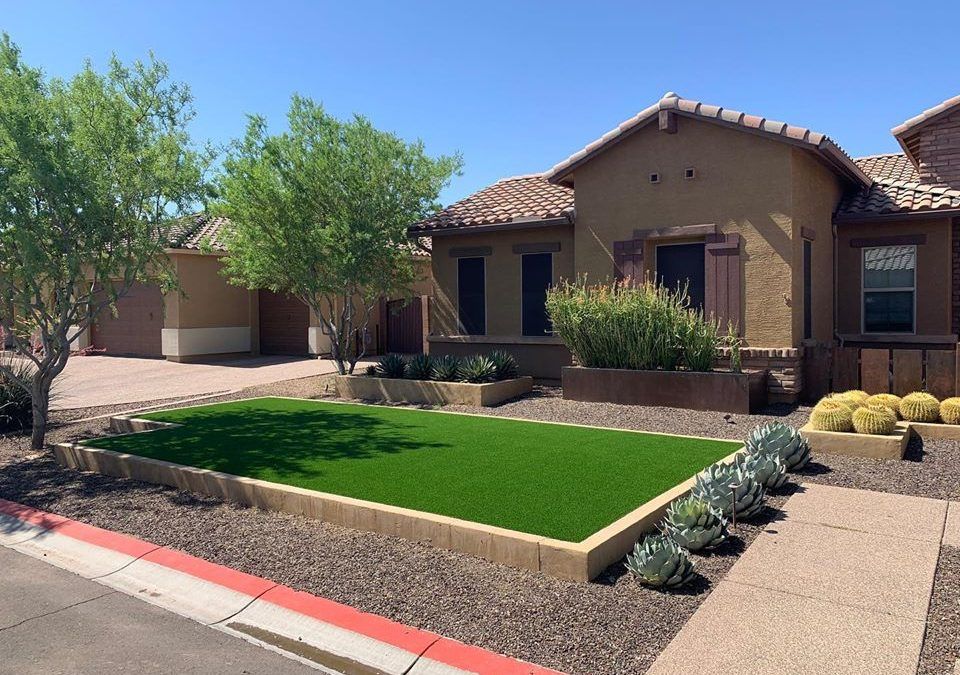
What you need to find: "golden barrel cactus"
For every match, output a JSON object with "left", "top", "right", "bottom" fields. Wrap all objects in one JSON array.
[
  {"left": 899, "top": 392, "right": 940, "bottom": 422},
  {"left": 940, "top": 397, "right": 960, "bottom": 425},
  {"left": 839, "top": 390, "right": 870, "bottom": 405},
  {"left": 852, "top": 404, "right": 897, "bottom": 435},
  {"left": 810, "top": 399, "right": 854, "bottom": 432},
  {"left": 865, "top": 393, "right": 901, "bottom": 417}
]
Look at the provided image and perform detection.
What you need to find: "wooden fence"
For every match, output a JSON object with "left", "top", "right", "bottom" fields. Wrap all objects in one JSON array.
[{"left": 829, "top": 345, "right": 959, "bottom": 399}]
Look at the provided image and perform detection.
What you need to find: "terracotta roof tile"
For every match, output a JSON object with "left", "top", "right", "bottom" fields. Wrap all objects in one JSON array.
[
  {"left": 545, "top": 92, "right": 866, "bottom": 186},
  {"left": 892, "top": 94, "right": 960, "bottom": 137},
  {"left": 167, "top": 214, "right": 231, "bottom": 251},
  {"left": 854, "top": 153, "right": 919, "bottom": 183},
  {"left": 408, "top": 175, "right": 574, "bottom": 233}
]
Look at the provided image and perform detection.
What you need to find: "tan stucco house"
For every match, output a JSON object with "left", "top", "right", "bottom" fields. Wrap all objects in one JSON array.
[
  {"left": 410, "top": 92, "right": 960, "bottom": 401},
  {"left": 75, "top": 215, "right": 432, "bottom": 361}
]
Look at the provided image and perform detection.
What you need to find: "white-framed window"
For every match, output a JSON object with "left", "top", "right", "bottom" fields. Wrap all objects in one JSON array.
[{"left": 862, "top": 245, "right": 916, "bottom": 334}]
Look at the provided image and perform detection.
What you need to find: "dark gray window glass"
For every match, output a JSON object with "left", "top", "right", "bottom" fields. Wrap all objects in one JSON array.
[
  {"left": 521, "top": 253, "right": 552, "bottom": 336},
  {"left": 656, "top": 243, "right": 705, "bottom": 311},
  {"left": 457, "top": 257, "right": 485, "bottom": 335},
  {"left": 863, "top": 246, "right": 915, "bottom": 333},
  {"left": 803, "top": 239, "right": 812, "bottom": 340}
]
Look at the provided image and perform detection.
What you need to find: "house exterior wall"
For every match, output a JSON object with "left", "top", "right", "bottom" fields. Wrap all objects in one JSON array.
[
  {"left": 429, "top": 224, "right": 575, "bottom": 337},
  {"left": 835, "top": 217, "right": 953, "bottom": 337},
  {"left": 790, "top": 148, "right": 844, "bottom": 345},
  {"left": 903, "top": 108, "right": 960, "bottom": 186},
  {"left": 162, "top": 251, "right": 255, "bottom": 360},
  {"left": 569, "top": 116, "right": 796, "bottom": 347}
]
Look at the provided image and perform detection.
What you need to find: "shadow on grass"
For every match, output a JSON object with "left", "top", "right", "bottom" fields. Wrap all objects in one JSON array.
[{"left": 88, "top": 405, "right": 453, "bottom": 481}]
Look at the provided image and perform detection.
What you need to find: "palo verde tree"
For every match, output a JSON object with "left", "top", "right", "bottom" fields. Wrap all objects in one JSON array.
[
  {"left": 0, "top": 35, "right": 208, "bottom": 448},
  {"left": 215, "top": 96, "right": 461, "bottom": 374}
]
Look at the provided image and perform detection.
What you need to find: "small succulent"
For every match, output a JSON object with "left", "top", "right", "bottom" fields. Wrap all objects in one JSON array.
[
  {"left": 899, "top": 392, "right": 940, "bottom": 422},
  {"left": 458, "top": 355, "right": 497, "bottom": 383},
  {"left": 691, "top": 462, "right": 766, "bottom": 520},
  {"left": 940, "top": 397, "right": 960, "bottom": 425},
  {"left": 744, "top": 421, "right": 811, "bottom": 471},
  {"left": 374, "top": 353, "right": 407, "bottom": 379},
  {"left": 852, "top": 403, "right": 897, "bottom": 435},
  {"left": 430, "top": 355, "right": 461, "bottom": 382},
  {"left": 735, "top": 450, "right": 787, "bottom": 491},
  {"left": 625, "top": 535, "right": 697, "bottom": 588},
  {"left": 488, "top": 350, "right": 519, "bottom": 381},
  {"left": 661, "top": 496, "right": 727, "bottom": 552},
  {"left": 810, "top": 398, "right": 853, "bottom": 432},
  {"left": 405, "top": 354, "right": 433, "bottom": 380},
  {"left": 865, "top": 393, "right": 901, "bottom": 418}
]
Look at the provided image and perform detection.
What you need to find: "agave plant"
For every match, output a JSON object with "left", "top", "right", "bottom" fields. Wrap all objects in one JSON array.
[
  {"left": 735, "top": 450, "right": 787, "bottom": 491},
  {"left": 459, "top": 355, "right": 497, "bottom": 383},
  {"left": 488, "top": 350, "right": 519, "bottom": 381},
  {"left": 430, "top": 355, "right": 461, "bottom": 382},
  {"left": 691, "top": 462, "right": 766, "bottom": 520},
  {"left": 745, "top": 421, "right": 811, "bottom": 472},
  {"left": 405, "top": 354, "right": 433, "bottom": 380},
  {"left": 625, "top": 535, "right": 696, "bottom": 588},
  {"left": 661, "top": 495, "right": 727, "bottom": 552},
  {"left": 374, "top": 353, "right": 407, "bottom": 379}
]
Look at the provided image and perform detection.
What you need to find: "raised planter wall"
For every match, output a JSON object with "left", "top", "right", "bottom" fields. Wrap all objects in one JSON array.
[
  {"left": 562, "top": 366, "right": 768, "bottom": 414},
  {"left": 335, "top": 375, "right": 533, "bottom": 407}
]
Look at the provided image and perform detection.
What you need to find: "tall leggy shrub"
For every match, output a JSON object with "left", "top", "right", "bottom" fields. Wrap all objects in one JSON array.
[{"left": 545, "top": 277, "right": 720, "bottom": 372}]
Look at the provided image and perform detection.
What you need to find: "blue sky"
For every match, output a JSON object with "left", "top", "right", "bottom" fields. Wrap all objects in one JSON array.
[{"left": 4, "top": 1, "right": 959, "bottom": 205}]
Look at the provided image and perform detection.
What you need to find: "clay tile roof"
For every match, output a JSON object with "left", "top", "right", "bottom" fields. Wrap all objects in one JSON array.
[
  {"left": 854, "top": 153, "right": 920, "bottom": 183},
  {"left": 546, "top": 92, "right": 868, "bottom": 186},
  {"left": 837, "top": 171, "right": 960, "bottom": 221},
  {"left": 892, "top": 94, "right": 960, "bottom": 137},
  {"left": 408, "top": 174, "right": 575, "bottom": 233},
  {"left": 167, "top": 214, "right": 231, "bottom": 251}
]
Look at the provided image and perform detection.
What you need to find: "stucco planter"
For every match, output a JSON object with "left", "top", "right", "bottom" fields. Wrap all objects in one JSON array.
[
  {"left": 561, "top": 366, "right": 768, "bottom": 413},
  {"left": 335, "top": 375, "right": 533, "bottom": 407},
  {"left": 799, "top": 422, "right": 911, "bottom": 460}
]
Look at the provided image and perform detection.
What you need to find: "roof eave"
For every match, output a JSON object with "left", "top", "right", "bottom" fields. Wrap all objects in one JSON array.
[
  {"left": 407, "top": 215, "right": 573, "bottom": 237},
  {"left": 834, "top": 207, "right": 960, "bottom": 224}
]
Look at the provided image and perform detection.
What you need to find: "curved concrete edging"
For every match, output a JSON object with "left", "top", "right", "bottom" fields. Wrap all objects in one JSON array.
[
  {"left": 56, "top": 408, "right": 744, "bottom": 581},
  {"left": 0, "top": 498, "right": 561, "bottom": 675}
]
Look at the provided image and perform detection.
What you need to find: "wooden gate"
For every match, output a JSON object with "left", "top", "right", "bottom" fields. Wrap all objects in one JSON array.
[
  {"left": 830, "top": 345, "right": 959, "bottom": 398},
  {"left": 385, "top": 296, "right": 426, "bottom": 354}
]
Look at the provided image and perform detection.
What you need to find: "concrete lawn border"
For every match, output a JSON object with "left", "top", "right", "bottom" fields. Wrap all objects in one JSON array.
[
  {"left": 800, "top": 418, "right": 960, "bottom": 460},
  {"left": 54, "top": 397, "right": 743, "bottom": 582},
  {"left": 335, "top": 374, "right": 533, "bottom": 406},
  {"left": 0, "top": 497, "right": 561, "bottom": 675}
]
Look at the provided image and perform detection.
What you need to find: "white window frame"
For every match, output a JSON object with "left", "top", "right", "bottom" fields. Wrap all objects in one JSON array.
[
  {"left": 861, "top": 245, "right": 916, "bottom": 335},
  {"left": 519, "top": 252, "right": 554, "bottom": 337},
  {"left": 456, "top": 256, "right": 487, "bottom": 336}
]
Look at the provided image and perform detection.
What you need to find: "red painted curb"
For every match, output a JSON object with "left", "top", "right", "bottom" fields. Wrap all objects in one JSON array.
[{"left": 0, "top": 498, "right": 563, "bottom": 674}]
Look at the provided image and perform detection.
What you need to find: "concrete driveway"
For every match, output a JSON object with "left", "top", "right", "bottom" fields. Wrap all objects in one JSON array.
[{"left": 53, "top": 355, "right": 345, "bottom": 410}]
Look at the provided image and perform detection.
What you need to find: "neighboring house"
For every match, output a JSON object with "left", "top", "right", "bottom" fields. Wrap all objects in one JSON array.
[
  {"left": 75, "top": 215, "right": 432, "bottom": 361},
  {"left": 409, "top": 91, "right": 960, "bottom": 401}
]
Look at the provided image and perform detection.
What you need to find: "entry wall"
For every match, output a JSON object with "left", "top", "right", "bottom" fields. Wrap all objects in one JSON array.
[{"left": 162, "top": 252, "right": 254, "bottom": 360}]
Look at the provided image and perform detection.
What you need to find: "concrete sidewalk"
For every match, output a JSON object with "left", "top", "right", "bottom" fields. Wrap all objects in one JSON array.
[
  {"left": 648, "top": 483, "right": 951, "bottom": 675},
  {"left": 0, "top": 546, "right": 321, "bottom": 674}
]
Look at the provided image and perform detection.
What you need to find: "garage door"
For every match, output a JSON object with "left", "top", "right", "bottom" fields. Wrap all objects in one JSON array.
[
  {"left": 259, "top": 290, "right": 309, "bottom": 355},
  {"left": 91, "top": 282, "right": 164, "bottom": 357}
]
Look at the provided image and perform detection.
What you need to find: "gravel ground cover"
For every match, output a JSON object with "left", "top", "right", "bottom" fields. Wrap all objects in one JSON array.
[
  {"left": 90, "top": 396, "right": 738, "bottom": 541},
  {"left": 1, "top": 378, "right": 956, "bottom": 673},
  {"left": 919, "top": 546, "right": 960, "bottom": 675}
]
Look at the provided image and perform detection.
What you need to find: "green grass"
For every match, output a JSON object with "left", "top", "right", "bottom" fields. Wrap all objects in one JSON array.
[{"left": 87, "top": 397, "right": 739, "bottom": 542}]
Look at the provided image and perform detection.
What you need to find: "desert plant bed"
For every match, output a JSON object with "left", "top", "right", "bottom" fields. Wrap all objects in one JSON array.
[{"left": 55, "top": 396, "right": 740, "bottom": 580}]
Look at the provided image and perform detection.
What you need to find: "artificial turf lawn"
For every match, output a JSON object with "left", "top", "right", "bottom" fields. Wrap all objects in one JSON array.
[{"left": 87, "top": 397, "right": 740, "bottom": 542}]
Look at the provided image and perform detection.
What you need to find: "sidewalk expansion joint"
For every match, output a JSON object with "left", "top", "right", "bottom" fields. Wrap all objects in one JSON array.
[
  {"left": 723, "top": 578, "right": 928, "bottom": 623},
  {"left": 0, "top": 590, "right": 117, "bottom": 633}
]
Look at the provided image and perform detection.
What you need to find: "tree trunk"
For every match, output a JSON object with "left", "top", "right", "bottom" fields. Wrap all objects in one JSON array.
[{"left": 30, "top": 374, "right": 51, "bottom": 450}]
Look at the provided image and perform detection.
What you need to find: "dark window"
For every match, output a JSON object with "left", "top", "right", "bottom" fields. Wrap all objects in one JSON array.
[
  {"left": 656, "top": 243, "right": 705, "bottom": 311},
  {"left": 803, "top": 239, "right": 812, "bottom": 340},
  {"left": 521, "top": 253, "right": 553, "bottom": 336},
  {"left": 863, "top": 245, "right": 915, "bottom": 333},
  {"left": 457, "top": 257, "right": 485, "bottom": 335}
]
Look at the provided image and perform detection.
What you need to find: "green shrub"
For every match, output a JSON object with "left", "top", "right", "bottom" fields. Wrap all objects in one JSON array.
[
  {"left": 430, "top": 355, "right": 461, "bottom": 382},
  {"left": 545, "top": 277, "right": 720, "bottom": 372},
  {"left": 488, "top": 350, "right": 519, "bottom": 381},
  {"left": 405, "top": 354, "right": 433, "bottom": 380},
  {"left": 459, "top": 355, "right": 497, "bottom": 383},
  {"left": 374, "top": 353, "right": 407, "bottom": 379},
  {"left": 0, "top": 356, "right": 32, "bottom": 433}
]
